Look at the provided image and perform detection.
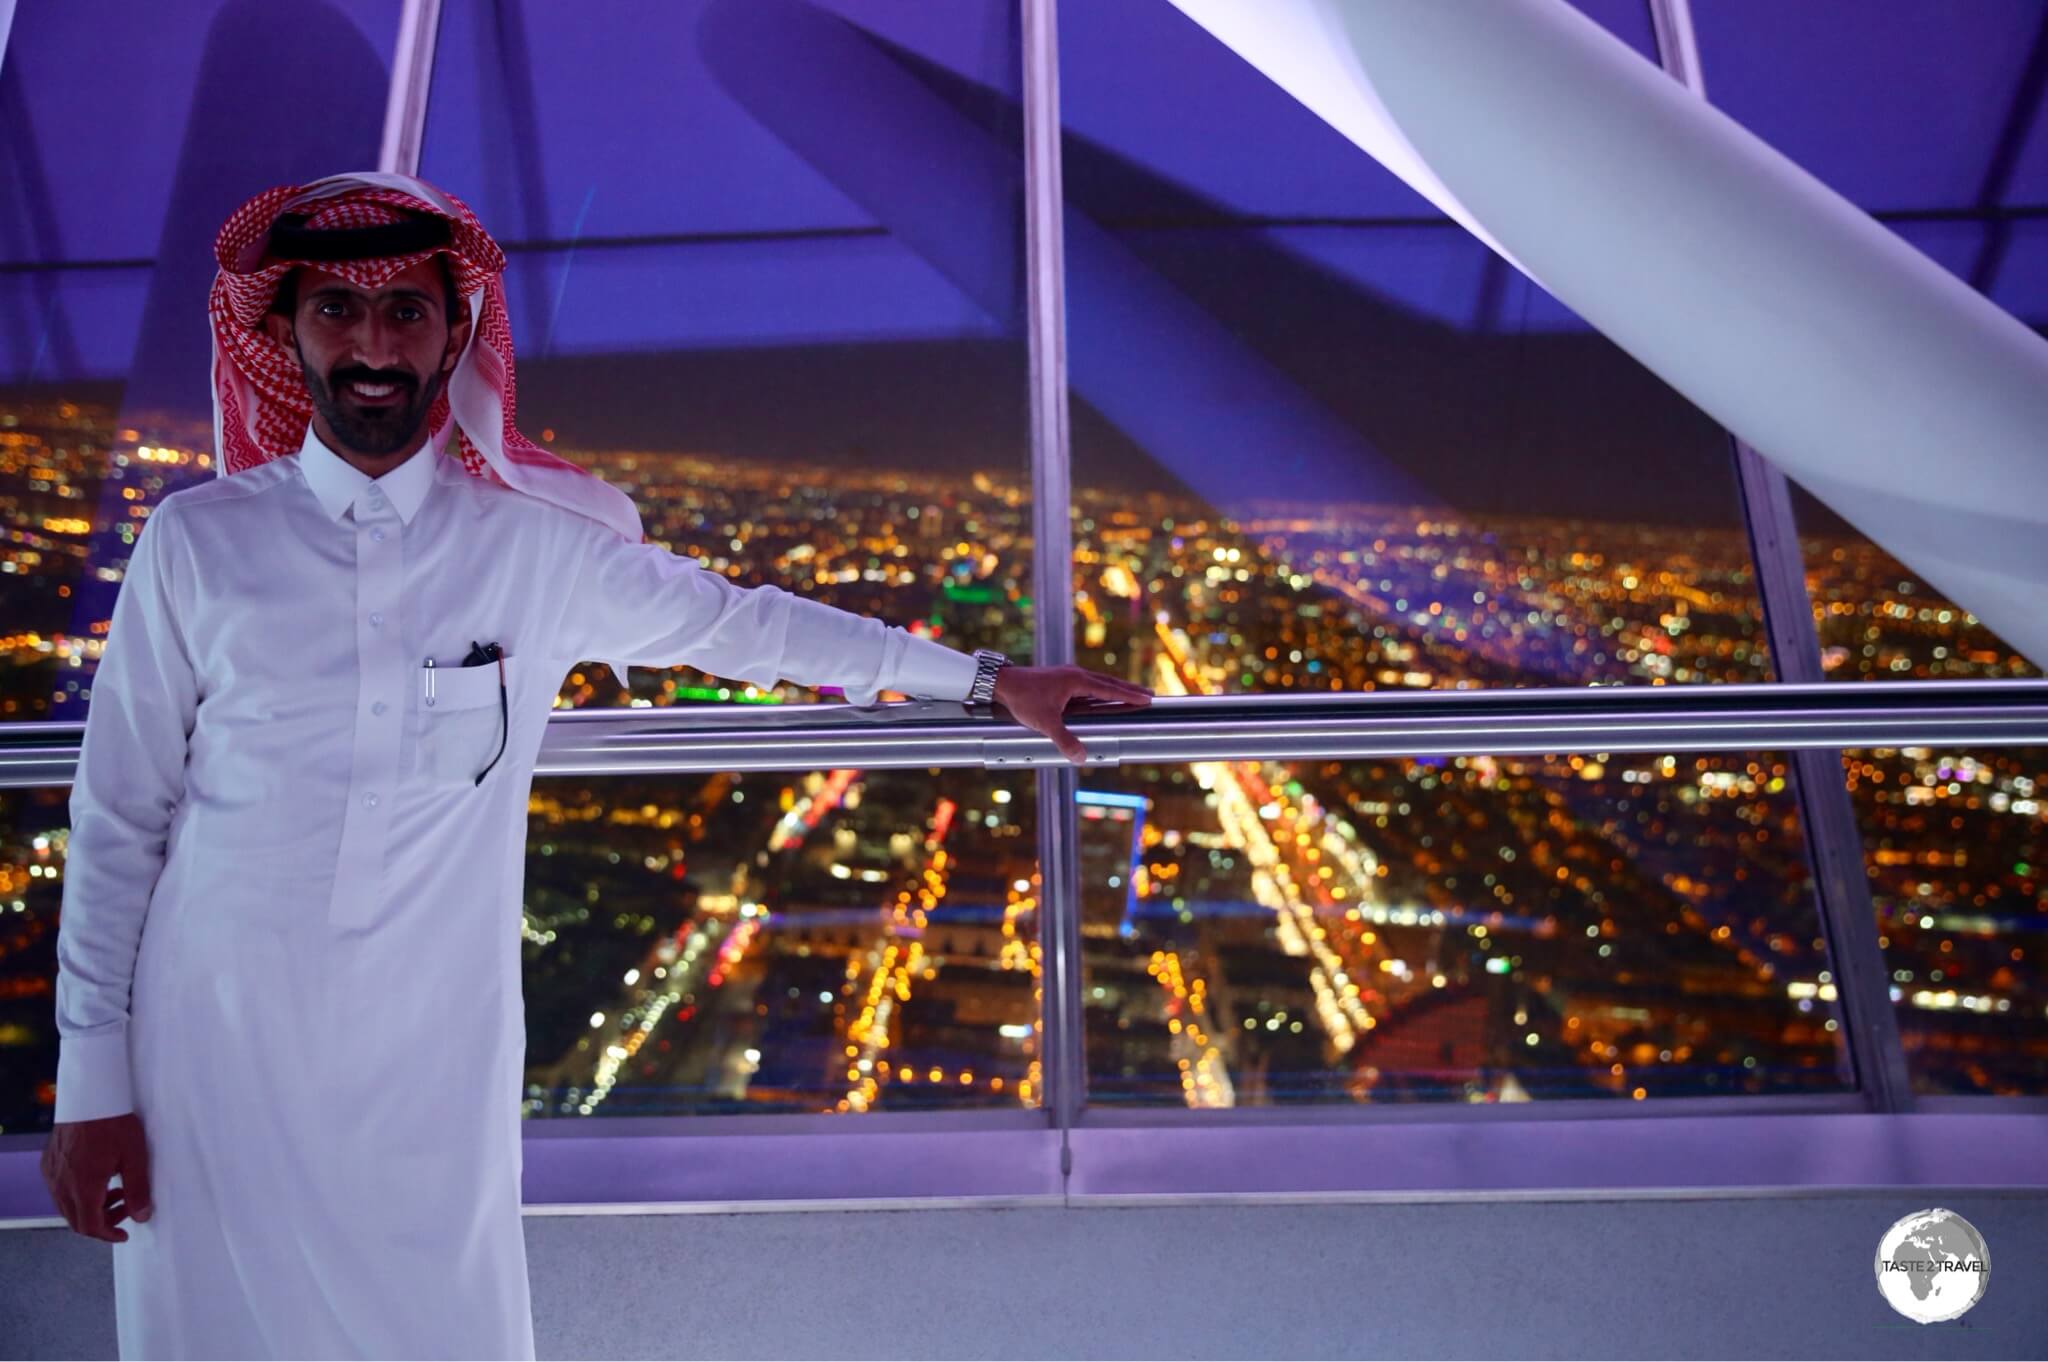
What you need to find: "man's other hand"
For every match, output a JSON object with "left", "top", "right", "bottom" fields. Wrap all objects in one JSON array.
[
  {"left": 990, "top": 664, "right": 1153, "bottom": 764},
  {"left": 42, "top": 1112, "right": 153, "bottom": 1242}
]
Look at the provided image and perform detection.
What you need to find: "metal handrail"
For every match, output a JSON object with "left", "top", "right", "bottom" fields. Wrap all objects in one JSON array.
[{"left": 4, "top": 677, "right": 2045, "bottom": 787}]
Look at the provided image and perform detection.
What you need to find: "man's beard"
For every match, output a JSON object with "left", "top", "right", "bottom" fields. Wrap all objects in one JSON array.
[{"left": 300, "top": 351, "right": 446, "bottom": 458}]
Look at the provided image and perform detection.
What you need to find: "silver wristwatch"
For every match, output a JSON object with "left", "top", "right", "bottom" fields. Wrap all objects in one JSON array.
[{"left": 967, "top": 648, "right": 1009, "bottom": 707}]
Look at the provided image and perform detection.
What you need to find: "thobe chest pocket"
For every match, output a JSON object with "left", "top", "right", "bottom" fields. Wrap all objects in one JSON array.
[{"left": 410, "top": 654, "right": 514, "bottom": 787}]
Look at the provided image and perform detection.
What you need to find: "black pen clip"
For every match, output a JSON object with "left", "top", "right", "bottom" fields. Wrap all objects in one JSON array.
[{"left": 466, "top": 641, "right": 509, "bottom": 785}]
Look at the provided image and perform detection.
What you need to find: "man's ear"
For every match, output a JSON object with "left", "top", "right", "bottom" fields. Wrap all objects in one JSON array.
[
  {"left": 441, "top": 300, "right": 474, "bottom": 376},
  {"left": 261, "top": 309, "right": 294, "bottom": 350}
]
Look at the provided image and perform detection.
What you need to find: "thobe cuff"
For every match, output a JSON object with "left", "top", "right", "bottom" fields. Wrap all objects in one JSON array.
[
  {"left": 885, "top": 627, "right": 980, "bottom": 703},
  {"left": 55, "top": 1026, "right": 134, "bottom": 1122}
]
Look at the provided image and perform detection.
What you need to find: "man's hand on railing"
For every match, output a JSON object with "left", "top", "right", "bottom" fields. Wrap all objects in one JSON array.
[
  {"left": 991, "top": 664, "right": 1154, "bottom": 764},
  {"left": 42, "top": 1111, "right": 153, "bottom": 1242}
]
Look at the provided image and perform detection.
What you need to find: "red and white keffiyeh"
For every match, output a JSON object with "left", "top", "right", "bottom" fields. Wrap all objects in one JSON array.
[
  {"left": 208, "top": 170, "right": 644, "bottom": 545},
  {"left": 208, "top": 170, "right": 643, "bottom": 683}
]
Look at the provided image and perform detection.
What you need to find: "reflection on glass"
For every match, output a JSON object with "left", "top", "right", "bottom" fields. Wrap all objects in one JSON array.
[
  {"left": 1838, "top": 746, "right": 2047, "bottom": 1097},
  {"left": 1058, "top": 6, "right": 1769, "bottom": 695},
  {"left": 522, "top": 767, "right": 1041, "bottom": 1117},
  {"left": 421, "top": 0, "right": 1032, "bottom": 711},
  {"left": 1078, "top": 753, "right": 1847, "bottom": 1106},
  {"left": 0, "top": 787, "right": 67, "bottom": 1134}
]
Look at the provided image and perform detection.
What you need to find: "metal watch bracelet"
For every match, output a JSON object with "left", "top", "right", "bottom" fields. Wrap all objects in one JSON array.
[{"left": 967, "top": 648, "right": 1009, "bottom": 706}]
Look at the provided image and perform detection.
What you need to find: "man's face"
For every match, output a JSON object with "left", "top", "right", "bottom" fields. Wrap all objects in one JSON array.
[{"left": 261, "top": 258, "right": 472, "bottom": 460}]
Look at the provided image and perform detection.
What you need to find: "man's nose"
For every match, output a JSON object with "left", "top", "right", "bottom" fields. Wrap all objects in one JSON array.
[{"left": 348, "top": 315, "right": 406, "bottom": 372}]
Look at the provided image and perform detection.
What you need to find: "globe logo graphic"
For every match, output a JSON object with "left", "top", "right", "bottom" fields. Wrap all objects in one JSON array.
[{"left": 1873, "top": 1208, "right": 1990, "bottom": 1323}]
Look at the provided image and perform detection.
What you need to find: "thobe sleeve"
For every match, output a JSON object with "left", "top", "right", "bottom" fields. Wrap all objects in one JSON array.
[
  {"left": 555, "top": 517, "right": 980, "bottom": 705},
  {"left": 54, "top": 500, "right": 198, "bottom": 1123}
]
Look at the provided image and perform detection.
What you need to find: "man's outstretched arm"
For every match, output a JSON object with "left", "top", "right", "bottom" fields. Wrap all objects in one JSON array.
[
  {"left": 551, "top": 518, "right": 1150, "bottom": 758},
  {"left": 781, "top": 593, "right": 1155, "bottom": 760}
]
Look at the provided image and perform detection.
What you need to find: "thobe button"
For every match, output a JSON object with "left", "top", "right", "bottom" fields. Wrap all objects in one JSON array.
[
  {"left": 367, "top": 486, "right": 383, "bottom": 502},
  {"left": 370, "top": 612, "right": 383, "bottom": 627},
  {"left": 363, "top": 792, "right": 380, "bottom": 809},
  {"left": 372, "top": 528, "right": 386, "bottom": 542},
  {"left": 371, "top": 700, "right": 388, "bottom": 716}
]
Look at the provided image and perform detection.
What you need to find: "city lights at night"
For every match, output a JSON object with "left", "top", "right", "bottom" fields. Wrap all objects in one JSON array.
[{"left": 1, "top": 396, "right": 2039, "bottom": 1134}]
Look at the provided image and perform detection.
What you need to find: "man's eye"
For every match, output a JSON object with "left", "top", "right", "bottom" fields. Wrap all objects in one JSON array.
[
  {"left": 316, "top": 302, "right": 347, "bottom": 317},
  {"left": 395, "top": 307, "right": 423, "bottom": 322}
]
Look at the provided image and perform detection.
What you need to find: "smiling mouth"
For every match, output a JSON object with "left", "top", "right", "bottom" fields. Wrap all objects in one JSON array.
[{"left": 343, "top": 378, "right": 409, "bottom": 407}]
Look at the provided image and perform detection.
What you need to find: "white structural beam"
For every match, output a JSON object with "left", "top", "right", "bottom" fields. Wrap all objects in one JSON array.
[
  {"left": 1168, "top": 0, "right": 2048, "bottom": 671},
  {"left": 378, "top": 0, "right": 443, "bottom": 176}
]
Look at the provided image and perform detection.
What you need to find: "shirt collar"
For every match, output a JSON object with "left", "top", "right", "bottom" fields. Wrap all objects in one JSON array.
[{"left": 296, "top": 419, "right": 447, "bottom": 525}]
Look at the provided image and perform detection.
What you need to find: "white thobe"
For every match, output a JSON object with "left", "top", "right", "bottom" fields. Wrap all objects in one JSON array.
[{"left": 53, "top": 421, "right": 978, "bottom": 1359}]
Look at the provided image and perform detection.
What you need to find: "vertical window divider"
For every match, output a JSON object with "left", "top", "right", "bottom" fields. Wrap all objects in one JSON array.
[
  {"left": 1652, "top": 0, "right": 1913, "bottom": 1112},
  {"left": 1731, "top": 441, "right": 1915, "bottom": 1112},
  {"left": 1020, "top": 0, "right": 1086, "bottom": 1180},
  {"left": 378, "top": 0, "right": 443, "bottom": 177}
]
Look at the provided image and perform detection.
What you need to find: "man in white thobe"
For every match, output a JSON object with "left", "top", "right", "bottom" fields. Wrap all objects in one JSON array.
[{"left": 40, "top": 171, "right": 1150, "bottom": 1359}]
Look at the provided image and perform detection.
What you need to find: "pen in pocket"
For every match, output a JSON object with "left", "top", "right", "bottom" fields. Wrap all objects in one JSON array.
[{"left": 424, "top": 657, "right": 436, "bottom": 706}]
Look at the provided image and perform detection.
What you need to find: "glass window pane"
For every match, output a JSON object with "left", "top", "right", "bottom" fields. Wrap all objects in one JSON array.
[
  {"left": 1060, "top": 5, "right": 1770, "bottom": 695},
  {"left": 1567, "top": 0, "right": 1660, "bottom": 63},
  {"left": 1078, "top": 753, "right": 1847, "bottom": 1107},
  {"left": 0, "top": 786, "right": 66, "bottom": 1134},
  {"left": 9, "top": 762, "right": 1047, "bottom": 1132},
  {"left": 1790, "top": 414, "right": 2045, "bottom": 1050},
  {"left": 1056, "top": 0, "right": 1657, "bottom": 221},
  {"left": 1690, "top": 0, "right": 2042, "bottom": 214},
  {"left": 1989, "top": 219, "right": 2048, "bottom": 331},
  {"left": 1692, "top": 6, "right": 2047, "bottom": 1101},
  {"left": 523, "top": 767, "right": 1041, "bottom": 1118},
  {"left": 1694, "top": 1, "right": 2048, "bottom": 451},
  {"left": 419, "top": 0, "right": 1032, "bottom": 711},
  {"left": 1793, "top": 484, "right": 2039, "bottom": 683},
  {"left": 1, "top": 0, "right": 402, "bottom": 720},
  {"left": 1838, "top": 746, "right": 2048, "bottom": 1097},
  {"left": 2002, "top": 78, "right": 2048, "bottom": 208},
  {"left": 0, "top": 0, "right": 401, "bottom": 265}
]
